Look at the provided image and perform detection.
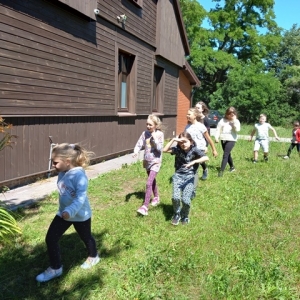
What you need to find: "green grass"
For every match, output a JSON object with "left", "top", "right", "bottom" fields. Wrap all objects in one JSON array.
[{"left": 1, "top": 134, "right": 300, "bottom": 299}]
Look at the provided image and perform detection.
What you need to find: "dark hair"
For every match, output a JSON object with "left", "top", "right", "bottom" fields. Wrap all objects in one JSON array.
[
  {"left": 179, "top": 131, "right": 196, "bottom": 145},
  {"left": 225, "top": 106, "right": 238, "bottom": 118},
  {"left": 195, "top": 101, "right": 209, "bottom": 116}
]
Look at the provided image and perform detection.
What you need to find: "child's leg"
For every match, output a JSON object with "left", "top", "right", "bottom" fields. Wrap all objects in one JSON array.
[
  {"left": 262, "top": 140, "right": 269, "bottom": 160},
  {"left": 297, "top": 143, "right": 300, "bottom": 156},
  {"left": 181, "top": 178, "right": 195, "bottom": 219},
  {"left": 287, "top": 143, "right": 297, "bottom": 157},
  {"left": 144, "top": 170, "right": 158, "bottom": 207},
  {"left": 46, "top": 215, "right": 72, "bottom": 269},
  {"left": 73, "top": 218, "right": 98, "bottom": 258},
  {"left": 220, "top": 141, "right": 235, "bottom": 171},
  {"left": 253, "top": 140, "right": 260, "bottom": 161},
  {"left": 172, "top": 177, "right": 182, "bottom": 215}
]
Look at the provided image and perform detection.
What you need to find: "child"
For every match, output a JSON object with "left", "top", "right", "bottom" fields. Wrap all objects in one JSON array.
[
  {"left": 36, "top": 143, "right": 99, "bottom": 283},
  {"left": 249, "top": 114, "right": 280, "bottom": 163},
  {"left": 185, "top": 108, "right": 218, "bottom": 184},
  {"left": 283, "top": 121, "right": 300, "bottom": 159},
  {"left": 163, "top": 132, "right": 209, "bottom": 225},
  {"left": 215, "top": 107, "right": 240, "bottom": 177},
  {"left": 133, "top": 115, "right": 164, "bottom": 216},
  {"left": 195, "top": 102, "right": 211, "bottom": 180}
]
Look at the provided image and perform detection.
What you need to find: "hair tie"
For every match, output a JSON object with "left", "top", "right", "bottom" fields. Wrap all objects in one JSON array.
[{"left": 69, "top": 144, "right": 75, "bottom": 149}]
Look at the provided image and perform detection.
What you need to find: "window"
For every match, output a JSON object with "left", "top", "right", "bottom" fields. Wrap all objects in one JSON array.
[
  {"left": 118, "top": 51, "right": 135, "bottom": 113},
  {"left": 152, "top": 66, "right": 164, "bottom": 113},
  {"left": 129, "top": 0, "right": 143, "bottom": 8}
]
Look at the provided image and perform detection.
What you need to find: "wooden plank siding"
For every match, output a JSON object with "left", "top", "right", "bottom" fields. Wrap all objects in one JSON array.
[{"left": 0, "top": 0, "right": 190, "bottom": 186}]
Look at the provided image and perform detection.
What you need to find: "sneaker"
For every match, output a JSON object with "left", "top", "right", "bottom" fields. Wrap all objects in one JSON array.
[
  {"left": 283, "top": 156, "right": 289, "bottom": 159},
  {"left": 218, "top": 171, "right": 223, "bottom": 177},
  {"left": 137, "top": 205, "right": 148, "bottom": 216},
  {"left": 171, "top": 214, "right": 181, "bottom": 225},
  {"left": 264, "top": 156, "right": 268, "bottom": 162},
  {"left": 81, "top": 255, "right": 100, "bottom": 269},
  {"left": 253, "top": 159, "right": 257, "bottom": 163},
  {"left": 201, "top": 169, "right": 208, "bottom": 180},
  {"left": 229, "top": 167, "right": 235, "bottom": 172},
  {"left": 151, "top": 197, "right": 160, "bottom": 207},
  {"left": 36, "top": 266, "right": 63, "bottom": 282},
  {"left": 181, "top": 217, "right": 190, "bottom": 225}
]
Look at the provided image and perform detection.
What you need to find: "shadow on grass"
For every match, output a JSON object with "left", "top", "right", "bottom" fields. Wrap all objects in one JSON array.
[
  {"left": 160, "top": 203, "right": 173, "bottom": 221},
  {"left": 0, "top": 229, "right": 124, "bottom": 299},
  {"left": 125, "top": 191, "right": 145, "bottom": 202}
]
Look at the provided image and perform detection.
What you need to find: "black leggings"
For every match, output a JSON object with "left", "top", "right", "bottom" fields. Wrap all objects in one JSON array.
[
  {"left": 220, "top": 140, "right": 236, "bottom": 171},
  {"left": 287, "top": 143, "right": 300, "bottom": 157},
  {"left": 45, "top": 215, "right": 97, "bottom": 269}
]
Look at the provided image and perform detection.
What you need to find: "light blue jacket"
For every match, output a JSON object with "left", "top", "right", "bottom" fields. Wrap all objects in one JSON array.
[{"left": 56, "top": 167, "right": 92, "bottom": 222}]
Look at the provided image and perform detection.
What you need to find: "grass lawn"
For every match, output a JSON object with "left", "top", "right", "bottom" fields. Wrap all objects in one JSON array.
[{"left": 1, "top": 129, "right": 300, "bottom": 299}]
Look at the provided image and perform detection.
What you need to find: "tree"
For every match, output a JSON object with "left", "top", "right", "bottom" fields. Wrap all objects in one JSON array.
[
  {"left": 266, "top": 24, "right": 300, "bottom": 118},
  {"left": 180, "top": 0, "right": 282, "bottom": 104},
  {"left": 209, "top": 62, "right": 287, "bottom": 124}
]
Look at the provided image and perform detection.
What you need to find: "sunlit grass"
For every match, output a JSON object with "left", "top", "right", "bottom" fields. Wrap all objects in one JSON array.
[{"left": 1, "top": 135, "right": 300, "bottom": 299}]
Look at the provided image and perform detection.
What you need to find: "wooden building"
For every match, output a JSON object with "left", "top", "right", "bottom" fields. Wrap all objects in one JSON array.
[{"left": 0, "top": 0, "right": 200, "bottom": 187}]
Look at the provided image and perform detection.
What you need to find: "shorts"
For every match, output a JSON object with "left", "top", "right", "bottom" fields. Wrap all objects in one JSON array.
[{"left": 254, "top": 139, "right": 269, "bottom": 152}]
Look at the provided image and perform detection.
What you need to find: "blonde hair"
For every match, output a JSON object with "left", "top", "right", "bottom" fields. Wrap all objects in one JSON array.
[
  {"left": 52, "top": 143, "right": 94, "bottom": 168},
  {"left": 147, "top": 114, "right": 163, "bottom": 131},
  {"left": 188, "top": 108, "right": 201, "bottom": 119}
]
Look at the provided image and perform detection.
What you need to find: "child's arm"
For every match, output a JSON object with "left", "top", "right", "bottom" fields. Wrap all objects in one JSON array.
[
  {"left": 230, "top": 116, "right": 241, "bottom": 132},
  {"left": 270, "top": 125, "right": 280, "bottom": 140},
  {"left": 132, "top": 132, "right": 145, "bottom": 158},
  {"left": 214, "top": 119, "right": 222, "bottom": 143},
  {"left": 163, "top": 138, "right": 178, "bottom": 153},
  {"left": 185, "top": 155, "right": 209, "bottom": 168},
  {"left": 203, "top": 131, "right": 218, "bottom": 157},
  {"left": 248, "top": 129, "right": 256, "bottom": 141},
  {"left": 150, "top": 131, "right": 164, "bottom": 151}
]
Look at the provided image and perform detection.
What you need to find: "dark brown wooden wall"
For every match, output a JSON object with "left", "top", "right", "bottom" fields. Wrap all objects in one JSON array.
[{"left": 0, "top": 0, "right": 179, "bottom": 186}]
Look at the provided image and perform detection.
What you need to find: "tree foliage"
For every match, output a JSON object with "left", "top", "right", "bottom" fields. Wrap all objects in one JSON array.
[{"left": 180, "top": 0, "right": 299, "bottom": 124}]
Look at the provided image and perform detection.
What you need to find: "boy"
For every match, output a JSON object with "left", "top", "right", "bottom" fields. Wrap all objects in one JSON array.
[
  {"left": 249, "top": 114, "right": 280, "bottom": 163},
  {"left": 283, "top": 121, "right": 300, "bottom": 159}
]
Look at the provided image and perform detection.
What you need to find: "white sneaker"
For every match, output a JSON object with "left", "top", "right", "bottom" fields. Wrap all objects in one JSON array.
[
  {"left": 81, "top": 255, "right": 100, "bottom": 269},
  {"left": 151, "top": 197, "right": 160, "bottom": 206},
  {"left": 137, "top": 205, "right": 148, "bottom": 216},
  {"left": 283, "top": 156, "right": 289, "bottom": 159},
  {"left": 36, "top": 266, "right": 63, "bottom": 282}
]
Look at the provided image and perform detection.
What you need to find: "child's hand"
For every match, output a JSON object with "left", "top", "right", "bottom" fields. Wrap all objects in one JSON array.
[
  {"left": 215, "top": 139, "right": 219, "bottom": 143},
  {"left": 184, "top": 162, "right": 194, "bottom": 168},
  {"left": 62, "top": 211, "right": 70, "bottom": 220}
]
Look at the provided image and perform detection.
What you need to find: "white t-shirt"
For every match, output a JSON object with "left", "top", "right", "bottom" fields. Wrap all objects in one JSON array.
[
  {"left": 185, "top": 122, "right": 207, "bottom": 150},
  {"left": 254, "top": 123, "right": 272, "bottom": 140}
]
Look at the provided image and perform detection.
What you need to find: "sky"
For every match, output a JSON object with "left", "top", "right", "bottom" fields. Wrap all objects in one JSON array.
[{"left": 197, "top": 0, "right": 300, "bottom": 30}]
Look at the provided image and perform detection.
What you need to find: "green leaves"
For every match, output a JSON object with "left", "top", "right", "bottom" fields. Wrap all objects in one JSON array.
[{"left": 0, "top": 207, "right": 21, "bottom": 243}]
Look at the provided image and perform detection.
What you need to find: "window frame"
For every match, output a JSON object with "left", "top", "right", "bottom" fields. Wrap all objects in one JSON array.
[
  {"left": 116, "top": 49, "right": 137, "bottom": 116},
  {"left": 152, "top": 65, "right": 165, "bottom": 114}
]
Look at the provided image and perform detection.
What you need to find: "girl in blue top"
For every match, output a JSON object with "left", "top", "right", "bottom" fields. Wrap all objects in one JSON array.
[{"left": 36, "top": 143, "right": 99, "bottom": 283}]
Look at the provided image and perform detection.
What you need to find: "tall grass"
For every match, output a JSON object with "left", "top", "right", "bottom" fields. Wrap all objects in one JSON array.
[{"left": 1, "top": 134, "right": 300, "bottom": 299}]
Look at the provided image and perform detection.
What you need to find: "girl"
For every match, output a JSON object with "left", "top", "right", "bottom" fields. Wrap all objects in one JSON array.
[
  {"left": 195, "top": 102, "right": 211, "bottom": 180},
  {"left": 163, "top": 132, "right": 209, "bottom": 225},
  {"left": 133, "top": 115, "right": 164, "bottom": 216},
  {"left": 184, "top": 108, "right": 217, "bottom": 190},
  {"left": 36, "top": 143, "right": 99, "bottom": 283},
  {"left": 215, "top": 107, "right": 241, "bottom": 177},
  {"left": 283, "top": 121, "right": 300, "bottom": 159}
]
